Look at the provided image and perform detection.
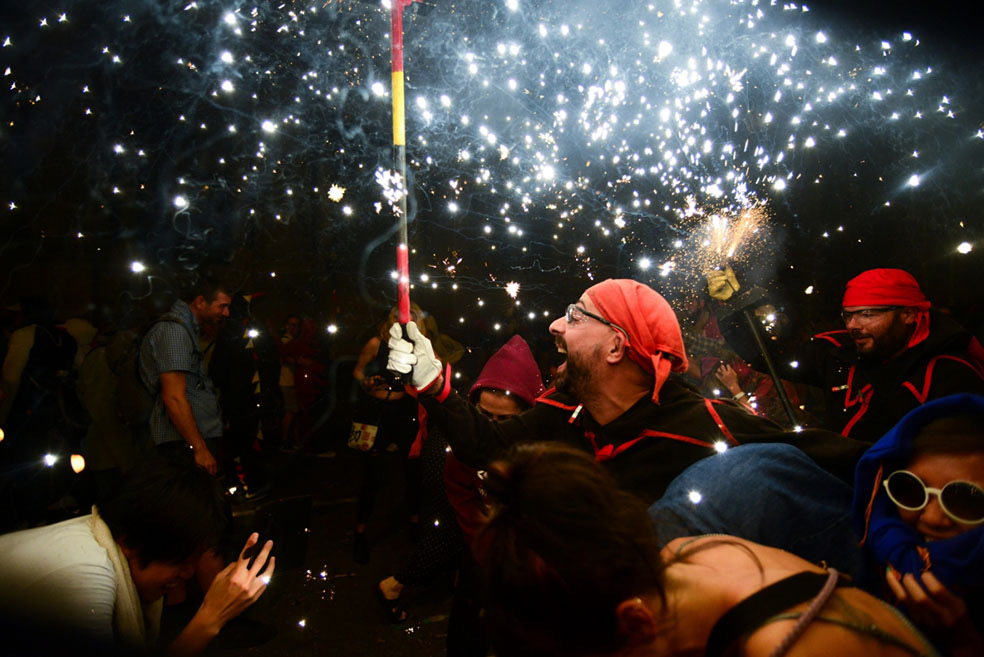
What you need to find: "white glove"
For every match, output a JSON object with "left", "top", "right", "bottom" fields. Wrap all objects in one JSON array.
[{"left": 387, "top": 320, "right": 442, "bottom": 391}]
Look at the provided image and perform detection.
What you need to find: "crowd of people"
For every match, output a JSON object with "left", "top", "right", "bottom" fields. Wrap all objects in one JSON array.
[{"left": 0, "top": 265, "right": 982, "bottom": 656}]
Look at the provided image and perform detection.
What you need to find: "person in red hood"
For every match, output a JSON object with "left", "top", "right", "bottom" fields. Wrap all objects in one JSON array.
[
  {"left": 712, "top": 267, "right": 984, "bottom": 442},
  {"left": 447, "top": 334, "right": 544, "bottom": 547},
  {"left": 388, "top": 279, "right": 866, "bottom": 505}
]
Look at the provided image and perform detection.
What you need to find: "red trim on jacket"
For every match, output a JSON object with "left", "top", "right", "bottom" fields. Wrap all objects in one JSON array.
[
  {"left": 859, "top": 462, "right": 884, "bottom": 546},
  {"left": 534, "top": 388, "right": 579, "bottom": 411},
  {"left": 814, "top": 330, "right": 848, "bottom": 347},
  {"left": 408, "top": 401, "right": 427, "bottom": 458},
  {"left": 840, "top": 365, "right": 873, "bottom": 437},
  {"left": 433, "top": 363, "right": 453, "bottom": 403},
  {"left": 592, "top": 429, "right": 717, "bottom": 462},
  {"left": 902, "top": 354, "right": 984, "bottom": 404},
  {"left": 703, "top": 399, "right": 740, "bottom": 445}
]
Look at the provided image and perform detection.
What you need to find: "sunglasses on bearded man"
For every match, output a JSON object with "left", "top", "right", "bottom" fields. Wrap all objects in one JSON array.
[{"left": 882, "top": 469, "right": 984, "bottom": 525}]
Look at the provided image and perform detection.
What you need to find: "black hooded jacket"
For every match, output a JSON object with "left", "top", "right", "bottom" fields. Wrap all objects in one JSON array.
[
  {"left": 423, "top": 374, "right": 867, "bottom": 505},
  {"left": 719, "top": 309, "right": 984, "bottom": 442}
]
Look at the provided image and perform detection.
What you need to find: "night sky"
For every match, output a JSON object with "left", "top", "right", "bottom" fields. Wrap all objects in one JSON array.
[{"left": 1, "top": 0, "right": 981, "bottom": 347}]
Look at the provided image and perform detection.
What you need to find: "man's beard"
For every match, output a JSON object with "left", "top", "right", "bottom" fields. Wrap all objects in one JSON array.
[
  {"left": 850, "top": 322, "right": 911, "bottom": 361},
  {"left": 553, "top": 345, "right": 603, "bottom": 402}
]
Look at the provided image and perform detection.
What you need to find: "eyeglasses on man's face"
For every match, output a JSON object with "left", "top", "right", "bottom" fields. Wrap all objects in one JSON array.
[
  {"left": 883, "top": 469, "right": 984, "bottom": 525},
  {"left": 840, "top": 306, "right": 902, "bottom": 324},
  {"left": 564, "top": 304, "right": 629, "bottom": 340}
]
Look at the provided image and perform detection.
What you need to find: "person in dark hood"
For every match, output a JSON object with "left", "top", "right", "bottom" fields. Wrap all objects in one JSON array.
[
  {"left": 711, "top": 267, "right": 984, "bottom": 441},
  {"left": 854, "top": 394, "right": 984, "bottom": 657},
  {"left": 210, "top": 293, "right": 280, "bottom": 500},
  {"left": 445, "top": 334, "right": 545, "bottom": 547}
]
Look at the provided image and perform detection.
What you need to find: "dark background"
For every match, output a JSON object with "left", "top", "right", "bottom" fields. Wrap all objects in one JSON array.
[{"left": 1, "top": 0, "right": 981, "bottom": 359}]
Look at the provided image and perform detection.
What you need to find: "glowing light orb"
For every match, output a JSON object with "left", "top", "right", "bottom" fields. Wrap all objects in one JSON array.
[
  {"left": 326, "top": 324, "right": 338, "bottom": 334},
  {"left": 43, "top": 453, "right": 58, "bottom": 467},
  {"left": 220, "top": 51, "right": 234, "bottom": 64},
  {"left": 173, "top": 195, "right": 189, "bottom": 209},
  {"left": 505, "top": 281, "right": 520, "bottom": 298},
  {"left": 957, "top": 242, "right": 973, "bottom": 254},
  {"left": 130, "top": 261, "right": 146, "bottom": 273},
  {"left": 371, "top": 81, "right": 386, "bottom": 96},
  {"left": 907, "top": 174, "right": 920, "bottom": 187},
  {"left": 714, "top": 441, "right": 729, "bottom": 454},
  {"left": 657, "top": 41, "right": 673, "bottom": 58},
  {"left": 261, "top": 120, "right": 277, "bottom": 133},
  {"left": 247, "top": 329, "right": 260, "bottom": 338},
  {"left": 505, "top": 0, "right": 519, "bottom": 12},
  {"left": 688, "top": 490, "right": 703, "bottom": 504},
  {"left": 327, "top": 184, "right": 345, "bottom": 202},
  {"left": 220, "top": 79, "right": 234, "bottom": 92},
  {"left": 70, "top": 454, "right": 85, "bottom": 473}
]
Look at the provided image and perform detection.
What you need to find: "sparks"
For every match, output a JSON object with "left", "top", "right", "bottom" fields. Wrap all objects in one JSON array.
[{"left": 327, "top": 184, "right": 346, "bottom": 202}]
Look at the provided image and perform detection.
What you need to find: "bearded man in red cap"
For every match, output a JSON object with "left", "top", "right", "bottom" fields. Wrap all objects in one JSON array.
[
  {"left": 388, "top": 279, "right": 865, "bottom": 504},
  {"left": 712, "top": 267, "right": 984, "bottom": 442}
]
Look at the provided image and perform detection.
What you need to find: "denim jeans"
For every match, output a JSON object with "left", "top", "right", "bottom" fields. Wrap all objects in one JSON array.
[{"left": 648, "top": 443, "right": 878, "bottom": 591}]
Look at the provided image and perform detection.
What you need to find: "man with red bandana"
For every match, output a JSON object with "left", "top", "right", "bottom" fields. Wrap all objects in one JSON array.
[
  {"left": 388, "top": 279, "right": 866, "bottom": 504},
  {"left": 713, "top": 268, "right": 984, "bottom": 442}
]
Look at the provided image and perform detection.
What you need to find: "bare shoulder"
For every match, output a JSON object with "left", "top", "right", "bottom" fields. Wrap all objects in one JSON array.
[
  {"left": 662, "top": 535, "right": 813, "bottom": 569},
  {"left": 356, "top": 337, "right": 382, "bottom": 362}
]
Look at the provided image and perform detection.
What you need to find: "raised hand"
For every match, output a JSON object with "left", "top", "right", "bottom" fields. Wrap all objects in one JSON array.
[{"left": 387, "top": 321, "right": 442, "bottom": 391}]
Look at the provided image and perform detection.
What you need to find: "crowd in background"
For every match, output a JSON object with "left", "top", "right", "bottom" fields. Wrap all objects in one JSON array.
[{"left": 0, "top": 265, "right": 982, "bottom": 656}]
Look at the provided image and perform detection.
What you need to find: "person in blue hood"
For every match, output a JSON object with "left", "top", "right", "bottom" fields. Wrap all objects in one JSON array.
[{"left": 853, "top": 394, "right": 984, "bottom": 657}]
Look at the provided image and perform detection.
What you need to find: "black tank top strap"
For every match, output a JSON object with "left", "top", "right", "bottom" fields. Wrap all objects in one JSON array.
[
  {"left": 704, "top": 571, "right": 849, "bottom": 657},
  {"left": 363, "top": 341, "right": 391, "bottom": 380}
]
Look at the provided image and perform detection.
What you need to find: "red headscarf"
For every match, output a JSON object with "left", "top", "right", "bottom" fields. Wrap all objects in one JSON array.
[
  {"left": 585, "top": 279, "right": 688, "bottom": 403},
  {"left": 842, "top": 268, "right": 931, "bottom": 348}
]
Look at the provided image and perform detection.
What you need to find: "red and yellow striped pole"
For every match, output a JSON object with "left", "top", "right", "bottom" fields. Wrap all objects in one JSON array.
[{"left": 391, "top": 0, "right": 417, "bottom": 325}]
